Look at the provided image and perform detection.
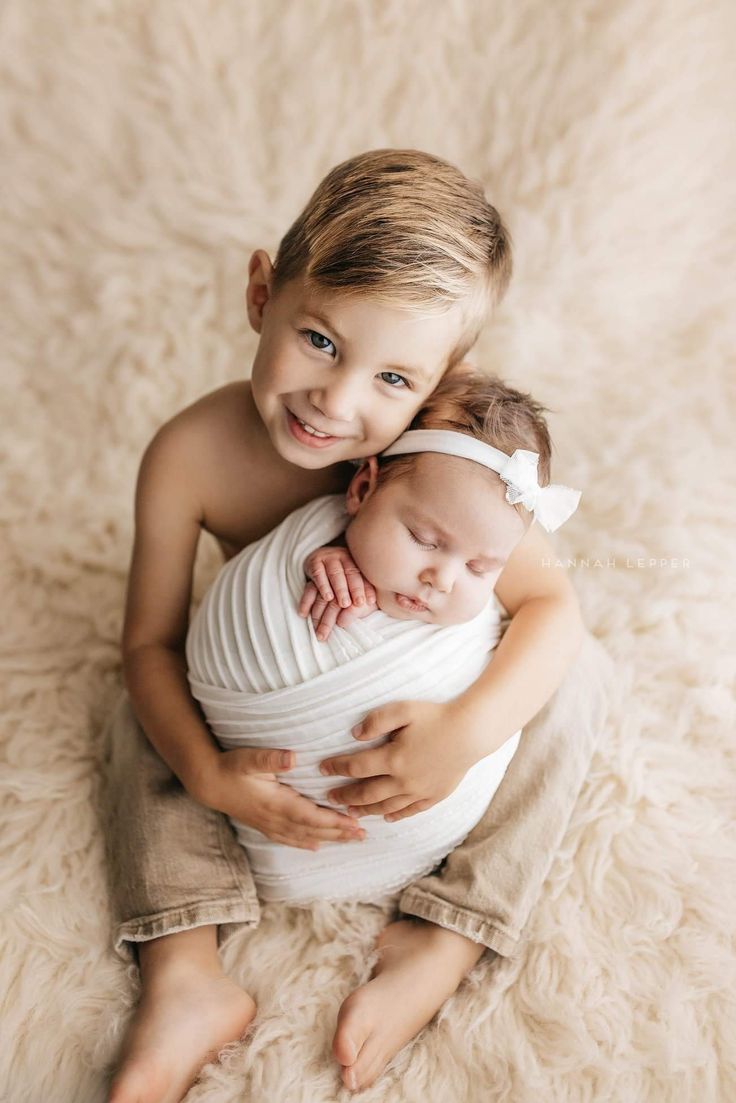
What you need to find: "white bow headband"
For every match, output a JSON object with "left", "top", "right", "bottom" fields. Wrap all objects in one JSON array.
[{"left": 381, "top": 430, "right": 581, "bottom": 533}]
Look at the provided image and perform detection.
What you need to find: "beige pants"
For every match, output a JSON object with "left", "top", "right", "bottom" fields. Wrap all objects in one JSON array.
[{"left": 104, "top": 632, "right": 612, "bottom": 960}]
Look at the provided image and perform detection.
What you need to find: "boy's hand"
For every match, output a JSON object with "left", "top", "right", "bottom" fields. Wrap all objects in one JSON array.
[
  {"left": 319, "top": 700, "right": 490, "bottom": 821},
  {"left": 200, "top": 747, "right": 366, "bottom": 850},
  {"left": 298, "top": 545, "right": 376, "bottom": 641}
]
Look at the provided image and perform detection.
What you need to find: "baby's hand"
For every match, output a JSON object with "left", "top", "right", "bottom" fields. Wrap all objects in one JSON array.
[
  {"left": 201, "top": 747, "right": 365, "bottom": 850},
  {"left": 299, "top": 545, "right": 377, "bottom": 641}
]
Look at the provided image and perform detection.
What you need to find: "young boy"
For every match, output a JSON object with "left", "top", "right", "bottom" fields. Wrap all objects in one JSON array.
[{"left": 107, "top": 150, "right": 596, "bottom": 1101}]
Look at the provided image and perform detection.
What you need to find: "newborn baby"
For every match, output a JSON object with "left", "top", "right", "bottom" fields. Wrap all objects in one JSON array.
[{"left": 185, "top": 375, "right": 579, "bottom": 904}]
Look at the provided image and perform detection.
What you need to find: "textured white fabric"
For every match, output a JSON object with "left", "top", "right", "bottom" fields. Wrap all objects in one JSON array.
[
  {"left": 186, "top": 495, "right": 520, "bottom": 903},
  {"left": 381, "top": 431, "right": 581, "bottom": 531}
]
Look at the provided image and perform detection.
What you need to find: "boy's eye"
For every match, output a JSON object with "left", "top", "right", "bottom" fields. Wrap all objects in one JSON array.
[
  {"left": 467, "top": 564, "right": 488, "bottom": 577},
  {"left": 379, "top": 371, "right": 409, "bottom": 388},
  {"left": 304, "top": 329, "right": 336, "bottom": 355}
]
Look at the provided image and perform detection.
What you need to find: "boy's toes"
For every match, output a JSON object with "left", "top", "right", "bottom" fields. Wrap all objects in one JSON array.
[
  {"left": 332, "top": 989, "right": 373, "bottom": 1069},
  {"left": 341, "top": 1038, "right": 387, "bottom": 1093},
  {"left": 334, "top": 987, "right": 396, "bottom": 1092},
  {"left": 108, "top": 1056, "right": 171, "bottom": 1103}
]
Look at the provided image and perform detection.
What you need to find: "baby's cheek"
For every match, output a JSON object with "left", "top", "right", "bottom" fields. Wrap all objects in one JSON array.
[{"left": 454, "top": 587, "right": 494, "bottom": 623}]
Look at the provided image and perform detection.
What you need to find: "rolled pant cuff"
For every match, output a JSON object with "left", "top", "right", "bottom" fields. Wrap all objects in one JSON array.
[
  {"left": 398, "top": 888, "right": 520, "bottom": 958},
  {"left": 114, "top": 898, "right": 260, "bottom": 961}
]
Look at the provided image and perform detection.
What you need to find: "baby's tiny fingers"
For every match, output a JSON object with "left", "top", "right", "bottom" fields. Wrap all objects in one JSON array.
[
  {"left": 308, "top": 561, "right": 335, "bottom": 603},
  {"left": 335, "top": 606, "right": 357, "bottom": 629},
  {"left": 326, "top": 562, "right": 352, "bottom": 608},
  {"left": 310, "top": 596, "right": 328, "bottom": 624},
  {"left": 298, "top": 581, "right": 319, "bottom": 617},
  {"left": 343, "top": 565, "right": 367, "bottom": 608},
  {"left": 316, "top": 602, "right": 341, "bottom": 641}
]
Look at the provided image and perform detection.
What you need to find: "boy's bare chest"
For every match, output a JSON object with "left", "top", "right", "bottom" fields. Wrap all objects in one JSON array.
[
  {"left": 207, "top": 482, "right": 328, "bottom": 561},
  {"left": 195, "top": 384, "right": 350, "bottom": 561}
]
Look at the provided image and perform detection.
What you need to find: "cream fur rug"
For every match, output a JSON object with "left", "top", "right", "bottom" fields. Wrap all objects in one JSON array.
[{"left": 2, "top": 2, "right": 734, "bottom": 1101}]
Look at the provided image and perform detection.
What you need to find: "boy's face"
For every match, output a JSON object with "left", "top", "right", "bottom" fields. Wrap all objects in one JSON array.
[
  {"left": 247, "top": 252, "right": 468, "bottom": 469},
  {"left": 344, "top": 455, "right": 527, "bottom": 626}
]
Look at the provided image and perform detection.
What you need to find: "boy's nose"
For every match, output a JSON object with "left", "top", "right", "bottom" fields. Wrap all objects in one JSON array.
[{"left": 309, "top": 379, "right": 361, "bottom": 424}]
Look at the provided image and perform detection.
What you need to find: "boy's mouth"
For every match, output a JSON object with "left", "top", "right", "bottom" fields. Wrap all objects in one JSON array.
[{"left": 285, "top": 408, "right": 345, "bottom": 449}]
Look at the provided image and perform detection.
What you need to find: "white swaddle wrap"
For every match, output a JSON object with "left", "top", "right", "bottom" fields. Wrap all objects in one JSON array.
[{"left": 186, "top": 495, "right": 520, "bottom": 903}]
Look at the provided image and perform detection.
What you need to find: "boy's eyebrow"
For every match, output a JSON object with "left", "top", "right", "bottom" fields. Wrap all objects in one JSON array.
[
  {"left": 385, "top": 361, "right": 436, "bottom": 383},
  {"left": 301, "top": 310, "right": 435, "bottom": 382},
  {"left": 302, "top": 310, "right": 344, "bottom": 342}
]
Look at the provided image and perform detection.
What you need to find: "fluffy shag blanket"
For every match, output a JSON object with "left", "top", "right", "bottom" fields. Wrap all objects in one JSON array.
[{"left": 1, "top": 2, "right": 734, "bottom": 1101}]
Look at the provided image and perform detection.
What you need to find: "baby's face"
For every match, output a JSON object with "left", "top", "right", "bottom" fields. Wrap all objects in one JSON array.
[{"left": 345, "top": 454, "right": 527, "bottom": 626}]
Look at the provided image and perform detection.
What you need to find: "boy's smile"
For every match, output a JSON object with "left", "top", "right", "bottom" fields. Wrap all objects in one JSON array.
[{"left": 246, "top": 252, "right": 468, "bottom": 468}]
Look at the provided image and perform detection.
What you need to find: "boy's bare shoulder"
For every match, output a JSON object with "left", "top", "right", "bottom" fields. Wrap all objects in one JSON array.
[
  {"left": 141, "top": 381, "right": 268, "bottom": 540},
  {"left": 141, "top": 381, "right": 255, "bottom": 504},
  {"left": 162, "top": 380, "right": 258, "bottom": 459},
  {"left": 143, "top": 380, "right": 347, "bottom": 553}
]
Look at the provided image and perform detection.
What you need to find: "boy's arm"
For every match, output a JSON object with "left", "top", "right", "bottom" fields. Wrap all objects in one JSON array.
[
  {"left": 319, "top": 523, "right": 583, "bottom": 818},
  {"left": 122, "top": 413, "right": 363, "bottom": 847},
  {"left": 122, "top": 415, "right": 222, "bottom": 797},
  {"left": 450, "top": 521, "right": 584, "bottom": 756}
]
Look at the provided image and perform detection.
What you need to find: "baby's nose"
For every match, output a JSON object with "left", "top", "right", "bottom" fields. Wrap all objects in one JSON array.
[{"left": 421, "top": 565, "right": 454, "bottom": 594}]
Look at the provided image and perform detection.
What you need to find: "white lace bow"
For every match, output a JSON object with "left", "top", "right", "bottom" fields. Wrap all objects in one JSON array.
[
  {"left": 497, "top": 448, "right": 580, "bottom": 532},
  {"left": 381, "top": 431, "right": 581, "bottom": 533}
]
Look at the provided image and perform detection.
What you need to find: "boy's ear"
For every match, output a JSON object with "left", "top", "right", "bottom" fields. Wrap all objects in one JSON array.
[
  {"left": 246, "top": 250, "right": 275, "bottom": 333},
  {"left": 345, "top": 456, "right": 379, "bottom": 516}
]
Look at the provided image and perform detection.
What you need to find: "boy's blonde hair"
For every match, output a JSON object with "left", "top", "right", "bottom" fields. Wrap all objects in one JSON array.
[
  {"left": 272, "top": 149, "right": 512, "bottom": 362},
  {"left": 377, "top": 367, "right": 552, "bottom": 523}
]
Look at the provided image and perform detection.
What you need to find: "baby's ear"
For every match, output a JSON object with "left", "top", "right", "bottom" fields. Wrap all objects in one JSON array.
[{"left": 345, "top": 457, "right": 379, "bottom": 515}]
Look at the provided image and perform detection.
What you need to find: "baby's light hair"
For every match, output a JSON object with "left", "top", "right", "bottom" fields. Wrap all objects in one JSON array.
[
  {"left": 272, "top": 150, "right": 512, "bottom": 363},
  {"left": 377, "top": 366, "right": 552, "bottom": 524}
]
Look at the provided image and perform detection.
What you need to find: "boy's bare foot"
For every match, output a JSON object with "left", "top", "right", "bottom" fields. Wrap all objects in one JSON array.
[
  {"left": 333, "top": 918, "right": 485, "bottom": 1092},
  {"left": 108, "top": 927, "right": 256, "bottom": 1103}
]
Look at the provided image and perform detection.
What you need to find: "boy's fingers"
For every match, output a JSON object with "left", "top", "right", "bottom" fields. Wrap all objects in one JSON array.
[
  {"left": 271, "top": 834, "right": 323, "bottom": 851},
  {"left": 364, "top": 581, "right": 377, "bottom": 605},
  {"left": 384, "top": 799, "right": 434, "bottom": 822},
  {"left": 326, "top": 562, "right": 352, "bottom": 608},
  {"left": 346, "top": 793, "right": 412, "bottom": 817},
  {"left": 238, "top": 747, "right": 293, "bottom": 772},
  {"left": 271, "top": 749, "right": 294, "bottom": 771},
  {"left": 328, "top": 776, "right": 399, "bottom": 807},
  {"left": 353, "top": 701, "right": 410, "bottom": 742},
  {"left": 279, "top": 793, "right": 360, "bottom": 832},
  {"left": 320, "top": 746, "right": 389, "bottom": 779},
  {"left": 281, "top": 825, "right": 366, "bottom": 844}
]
